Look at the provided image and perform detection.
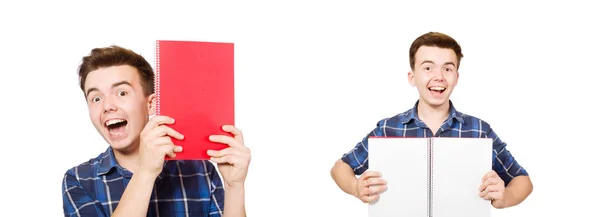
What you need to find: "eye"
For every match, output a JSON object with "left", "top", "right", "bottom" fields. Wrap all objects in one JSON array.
[
  {"left": 91, "top": 96, "right": 101, "bottom": 103},
  {"left": 445, "top": 67, "right": 453, "bottom": 72},
  {"left": 424, "top": 66, "right": 432, "bottom": 71},
  {"left": 117, "top": 90, "right": 127, "bottom": 96}
]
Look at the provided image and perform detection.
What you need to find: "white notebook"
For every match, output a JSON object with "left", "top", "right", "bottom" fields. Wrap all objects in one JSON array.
[{"left": 368, "top": 137, "right": 492, "bottom": 217}]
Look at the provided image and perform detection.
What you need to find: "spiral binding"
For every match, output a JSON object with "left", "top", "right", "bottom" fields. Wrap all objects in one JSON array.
[
  {"left": 155, "top": 40, "right": 161, "bottom": 115},
  {"left": 427, "top": 138, "right": 433, "bottom": 217}
]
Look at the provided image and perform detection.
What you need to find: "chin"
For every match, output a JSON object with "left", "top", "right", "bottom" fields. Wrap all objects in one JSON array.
[
  {"left": 103, "top": 135, "right": 136, "bottom": 153},
  {"left": 423, "top": 97, "right": 449, "bottom": 108}
]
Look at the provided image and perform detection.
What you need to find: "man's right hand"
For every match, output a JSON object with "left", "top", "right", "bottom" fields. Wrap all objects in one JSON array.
[
  {"left": 355, "top": 171, "right": 387, "bottom": 203},
  {"left": 138, "top": 115, "right": 184, "bottom": 178}
]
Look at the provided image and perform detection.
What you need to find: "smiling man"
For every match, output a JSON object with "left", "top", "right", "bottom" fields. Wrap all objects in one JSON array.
[
  {"left": 330, "top": 32, "right": 533, "bottom": 209},
  {"left": 62, "top": 45, "right": 250, "bottom": 217}
]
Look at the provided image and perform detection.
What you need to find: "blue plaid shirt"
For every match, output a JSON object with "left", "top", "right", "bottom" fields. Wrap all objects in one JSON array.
[
  {"left": 62, "top": 147, "right": 224, "bottom": 217},
  {"left": 341, "top": 100, "right": 528, "bottom": 185}
]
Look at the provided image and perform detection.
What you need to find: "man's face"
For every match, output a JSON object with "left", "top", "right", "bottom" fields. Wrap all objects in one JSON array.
[
  {"left": 84, "top": 65, "right": 154, "bottom": 151},
  {"left": 408, "top": 46, "right": 459, "bottom": 108}
]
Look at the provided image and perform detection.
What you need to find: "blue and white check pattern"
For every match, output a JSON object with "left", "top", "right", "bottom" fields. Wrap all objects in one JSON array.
[
  {"left": 62, "top": 147, "right": 224, "bottom": 217},
  {"left": 341, "top": 100, "right": 528, "bottom": 185}
]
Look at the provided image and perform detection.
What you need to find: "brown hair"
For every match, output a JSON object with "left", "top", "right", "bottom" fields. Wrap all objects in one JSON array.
[
  {"left": 78, "top": 45, "right": 154, "bottom": 96},
  {"left": 409, "top": 32, "right": 463, "bottom": 70}
]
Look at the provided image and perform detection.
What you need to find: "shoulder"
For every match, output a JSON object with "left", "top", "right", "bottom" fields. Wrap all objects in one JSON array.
[
  {"left": 454, "top": 110, "right": 493, "bottom": 133},
  {"left": 374, "top": 107, "right": 414, "bottom": 128},
  {"left": 63, "top": 151, "right": 107, "bottom": 181},
  {"left": 62, "top": 151, "right": 108, "bottom": 193}
]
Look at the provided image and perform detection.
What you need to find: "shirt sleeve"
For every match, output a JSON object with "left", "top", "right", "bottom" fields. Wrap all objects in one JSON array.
[
  {"left": 487, "top": 128, "right": 529, "bottom": 185},
  {"left": 340, "top": 120, "right": 386, "bottom": 176},
  {"left": 62, "top": 171, "right": 105, "bottom": 217},
  {"left": 207, "top": 162, "right": 224, "bottom": 217}
]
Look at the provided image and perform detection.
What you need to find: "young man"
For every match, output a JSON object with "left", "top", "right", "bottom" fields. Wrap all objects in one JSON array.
[
  {"left": 62, "top": 45, "right": 251, "bottom": 217},
  {"left": 330, "top": 32, "right": 533, "bottom": 209}
]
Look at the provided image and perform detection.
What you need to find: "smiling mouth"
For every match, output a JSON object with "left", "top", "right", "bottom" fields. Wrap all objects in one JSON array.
[
  {"left": 428, "top": 86, "right": 446, "bottom": 94},
  {"left": 105, "top": 119, "right": 128, "bottom": 136}
]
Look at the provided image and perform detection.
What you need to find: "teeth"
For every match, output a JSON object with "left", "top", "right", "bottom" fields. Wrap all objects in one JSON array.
[
  {"left": 429, "top": 87, "right": 446, "bottom": 91},
  {"left": 105, "top": 119, "right": 125, "bottom": 127}
]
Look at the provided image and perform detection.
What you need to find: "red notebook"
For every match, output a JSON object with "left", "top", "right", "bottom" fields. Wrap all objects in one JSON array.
[{"left": 155, "top": 40, "right": 234, "bottom": 160}]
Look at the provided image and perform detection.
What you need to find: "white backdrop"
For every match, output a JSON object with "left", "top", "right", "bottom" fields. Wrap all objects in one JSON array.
[{"left": 0, "top": 1, "right": 598, "bottom": 216}]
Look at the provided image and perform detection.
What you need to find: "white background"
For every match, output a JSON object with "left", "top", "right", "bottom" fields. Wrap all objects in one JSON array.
[{"left": 1, "top": 1, "right": 598, "bottom": 216}]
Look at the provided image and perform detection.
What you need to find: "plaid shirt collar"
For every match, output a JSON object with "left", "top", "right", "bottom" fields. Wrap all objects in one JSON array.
[
  {"left": 399, "top": 100, "right": 465, "bottom": 125},
  {"left": 96, "top": 147, "right": 186, "bottom": 178}
]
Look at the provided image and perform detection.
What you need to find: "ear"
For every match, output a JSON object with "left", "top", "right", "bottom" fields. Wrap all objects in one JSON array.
[
  {"left": 455, "top": 71, "right": 460, "bottom": 85},
  {"left": 408, "top": 70, "right": 416, "bottom": 87},
  {"left": 147, "top": 93, "right": 156, "bottom": 116}
]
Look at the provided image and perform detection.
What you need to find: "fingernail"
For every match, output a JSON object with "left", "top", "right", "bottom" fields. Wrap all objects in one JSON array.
[
  {"left": 207, "top": 150, "right": 214, "bottom": 155},
  {"left": 208, "top": 135, "right": 214, "bottom": 140}
]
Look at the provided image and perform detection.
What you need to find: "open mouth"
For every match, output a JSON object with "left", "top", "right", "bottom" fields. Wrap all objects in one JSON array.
[
  {"left": 105, "top": 119, "right": 128, "bottom": 136},
  {"left": 428, "top": 86, "right": 446, "bottom": 94}
]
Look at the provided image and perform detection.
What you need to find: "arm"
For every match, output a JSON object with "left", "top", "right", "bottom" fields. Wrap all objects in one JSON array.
[
  {"left": 109, "top": 172, "right": 156, "bottom": 216},
  {"left": 206, "top": 125, "right": 250, "bottom": 217},
  {"left": 331, "top": 159, "right": 360, "bottom": 198},
  {"left": 206, "top": 162, "right": 246, "bottom": 217},
  {"left": 331, "top": 121, "right": 386, "bottom": 200},
  {"left": 223, "top": 185, "right": 246, "bottom": 217},
  {"left": 485, "top": 128, "right": 533, "bottom": 208},
  {"left": 493, "top": 175, "right": 533, "bottom": 208}
]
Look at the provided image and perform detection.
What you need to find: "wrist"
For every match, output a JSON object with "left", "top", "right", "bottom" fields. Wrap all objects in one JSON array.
[
  {"left": 225, "top": 183, "right": 245, "bottom": 192},
  {"left": 492, "top": 189, "right": 512, "bottom": 209},
  {"left": 224, "top": 183, "right": 245, "bottom": 199},
  {"left": 134, "top": 170, "right": 158, "bottom": 182},
  {"left": 351, "top": 178, "right": 360, "bottom": 198}
]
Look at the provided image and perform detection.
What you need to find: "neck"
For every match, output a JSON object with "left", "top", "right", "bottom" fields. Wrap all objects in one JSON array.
[
  {"left": 112, "top": 141, "right": 140, "bottom": 174},
  {"left": 417, "top": 100, "right": 451, "bottom": 124}
]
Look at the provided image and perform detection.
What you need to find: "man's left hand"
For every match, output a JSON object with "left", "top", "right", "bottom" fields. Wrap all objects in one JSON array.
[{"left": 207, "top": 125, "right": 251, "bottom": 188}]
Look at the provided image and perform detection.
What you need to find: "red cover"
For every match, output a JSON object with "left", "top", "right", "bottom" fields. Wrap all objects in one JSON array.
[{"left": 155, "top": 40, "right": 234, "bottom": 160}]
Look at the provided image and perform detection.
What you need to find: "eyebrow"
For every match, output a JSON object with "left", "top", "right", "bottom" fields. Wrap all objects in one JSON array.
[
  {"left": 420, "top": 60, "right": 456, "bottom": 67},
  {"left": 85, "top": 81, "right": 133, "bottom": 97}
]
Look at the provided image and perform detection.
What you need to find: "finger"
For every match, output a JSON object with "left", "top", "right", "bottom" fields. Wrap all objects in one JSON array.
[
  {"left": 482, "top": 170, "right": 495, "bottom": 182},
  {"left": 478, "top": 189, "right": 491, "bottom": 200},
  {"left": 146, "top": 115, "right": 175, "bottom": 129},
  {"left": 361, "top": 171, "right": 383, "bottom": 180},
  {"left": 362, "top": 194, "right": 380, "bottom": 203},
  {"left": 368, "top": 185, "right": 388, "bottom": 195},
  {"left": 206, "top": 147, "right": 237, "bottom": 157},
  {"left": 209, "top": 135, "right": 243, "bottom": 148},
  {"left": 173, "top": 146, "right": 183, "bottom": 152},
  {"left": 221, "top": 125, "right": 244, "bottom": 143},
  {"left": 487, "top": 191, "right": 503, "bottom": 200},
  {"left": 210, "top": 155, "right": 237, "bottom": 165},
  {"left": 484, "top": 185, "right": 502, "bottom": 193},
  {"left": 366, "top": 178, "right": 387, "bottom": 187},
  {"left": 480, "top": 193, "right": 492, "bottom": 200},
  {"left": 143, "top": 136, "right": 172, "bottom": 149},
  {"left": 479, "top": 177, "right": 500, "bottom": 191},
  {"left": 157, "top": 144, "right": 177, "bottom": 158},
  {"left": 150, "top": 125, "right": 184, "bottom": 140}
]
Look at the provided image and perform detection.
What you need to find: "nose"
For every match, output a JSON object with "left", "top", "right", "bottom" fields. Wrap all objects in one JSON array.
[
  {"left": 102, "top": 96, "right": 118, "bottom": 113},
  {"left": 432, "top": 68, "right": 445, "bottom": 81}
]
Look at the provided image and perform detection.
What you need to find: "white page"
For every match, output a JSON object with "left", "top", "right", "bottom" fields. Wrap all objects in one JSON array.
[
  {"left": 431, "top": 137, "right": 492, "bottom": 217},
  {"left": 368, "top": 137, "right": 429, "bottom": 217}
]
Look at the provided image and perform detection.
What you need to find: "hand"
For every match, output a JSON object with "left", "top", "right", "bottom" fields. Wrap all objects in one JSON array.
[
  {"left": 207, "top": 125, "right": 251, "bottom": 188},
  {"left": 355, "top": 171, "right": 387, "bottom": 203},
  {"left": 138, "top": 115, "right": 184, "bottom": 177},
  {"left": 479, "top": 170, "right": 506, "bottom": 206}
]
